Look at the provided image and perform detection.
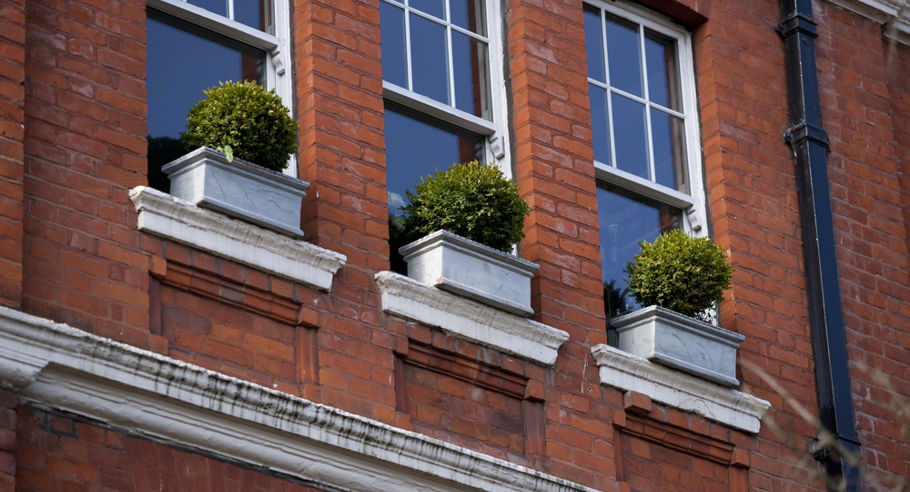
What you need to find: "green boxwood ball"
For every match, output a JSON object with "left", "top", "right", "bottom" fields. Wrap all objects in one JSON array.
[
  {"left": 183, "top": 81, "right": 298, "bottom": 172},
  {"left": 624, "top": 229, "right": 733, "bottom": 321},
  {"left": 403, "top": 161, "right": 529, "bottom": 252}
]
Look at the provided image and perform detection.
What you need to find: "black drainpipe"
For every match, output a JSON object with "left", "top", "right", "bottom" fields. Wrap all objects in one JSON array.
[{"left": 777, "top": 0, "right": 862, "bottom": 489}]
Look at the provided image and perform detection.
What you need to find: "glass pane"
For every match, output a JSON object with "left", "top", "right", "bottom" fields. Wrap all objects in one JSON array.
[
  {"left": 651, "top": 109, "right": 688, "bottom": 192},
  {"left": 597, "top": 185, "right": 681, "bottom": 317},
  {"left": 189, "top": 0, "right": 227, "bottom": 17},
  {"left": 411, "top": 0, "right": 445, "bottom": 19},
  {"left": 235, "top": 0, "right": 270, "bottom": 31},
  {"left": 146, "top": 10, "right": 265, "bottom": 191},
  {"left": 452, "top": 32, "right": 488, "bottom": 117},
  {"left": 410, "top": 15, "right": 449, "bottom": 104},
  {"left": 583, "top": 5, "right": 604, "bottom": 83},
  {"left": 645, "top": 29, "right": 680, "bottom": 110},
  {"left": 588, "top": 83, "right": 610, "bottom": 165},
  {"left": 384, "top": 102, "right": 482, "bottom": 215},
  {"left": 450, "top": 0, "right": 485, "bottom": 35},
  {"left": 380, "top": 2, "right": 408, "bottom": 88},
  {"left": 611, "top": 93, "right": 648, "bottom": 179},
  {"left": 605, "top": 13, "right": 642, "bottom": 97}
]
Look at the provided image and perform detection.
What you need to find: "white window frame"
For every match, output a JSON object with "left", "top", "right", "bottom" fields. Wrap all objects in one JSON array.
[
  {"left": 585, "top": 0, "right": 707, "bottom": 235},
  {"left": 379, "top": 0, "right": 511, "bottom": 175},
  {"left": 146, "top": 0, "right": 297, "bottom": 177}
]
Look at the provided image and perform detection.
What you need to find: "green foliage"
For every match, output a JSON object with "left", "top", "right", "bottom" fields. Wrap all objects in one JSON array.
[
  {"left": 624, "top": 229, "right": 733, "bottom": 321},
  {"left": 403, "top": 161, "right": 529, "bottom": 252},
  {"left": 183, "top": 81, "right": 298, "bottom": 172}
]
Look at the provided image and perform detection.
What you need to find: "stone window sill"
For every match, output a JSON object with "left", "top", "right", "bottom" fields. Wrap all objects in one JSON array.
[
  {"left": 129, "top": 186, "right": 345, "bottom": 291},
  {"left": 375, "top": 271, "right": 569, "bottom": 366},
  {"left": 591, "top": 344, "right": 771, "bottom": 433}
]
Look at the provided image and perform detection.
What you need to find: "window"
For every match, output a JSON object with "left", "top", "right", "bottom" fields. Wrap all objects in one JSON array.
[
  {"left": 584, "top": 1, "right": 707, "bottom": 318},
  {"left": 146, "top": 0, "right": 293, "bottom": 190},
  {"left": 379, "top": 0, "right": 509, "bottom": 220}
]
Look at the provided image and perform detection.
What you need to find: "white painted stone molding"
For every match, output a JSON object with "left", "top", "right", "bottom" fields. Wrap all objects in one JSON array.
[
  {"left": 129, "top": 186, "right": 345, "bottom": 292},
  {"left": 0, "top": 307, "right": 597, "bottom": 492},
  {"left": 590, "top": 344, "right": 771, "bottom": 434},
  {"left": 827, "top": 0, "right": 910, "bottom": 46},
  {"left": 375, "top": 271, "right": 570, "bottom": 366}
]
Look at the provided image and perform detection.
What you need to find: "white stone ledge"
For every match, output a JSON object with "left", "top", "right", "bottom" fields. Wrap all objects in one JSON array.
[
  {"left": 374, "top": 271, "right": 569, "bottom": 366},
  {"left": 129, "top": 186, "right": 345, "bottom": 292},
  {"left": 827, "top": 0, "right": 910, "bottom": 46},
  {"left": 0, "top": 306, "right": 597, "bottom": 492},
  {"left": 591, "top": 344, "right": 771, "bottom": 434}
]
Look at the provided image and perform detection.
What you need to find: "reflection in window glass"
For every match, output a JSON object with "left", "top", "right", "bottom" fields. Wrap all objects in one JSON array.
[
  {"left": 605, "top": 13, "right": 642, "bottom": 97},
  {"left": 612, "top": 93, "right": 648, "bottom": 179},
  {"left": 410, "top": 0, "right": 445, "bottom": 19},
  {"left": 597, "top": 185, "right": 680, "bottom": 318},
  {"left": 235, "top": 0, "right": 270, "bottom": 31},
  {"left": 380, "top": 2, "right": 407, "bottom": 87},
  {"left": 410, "top": 15, "right": 449, "bottom": 105},
  {"left": 644, "top": 30, "right": 680, "bottom": 110},
  {"left": 450, "top": 0, "right": 485, "bottom": 34},
  {"left": 146, "top": 10, "right": 264, "bottom": 191},
  {"left": 651, "top": 109, "right": 687, "bottom": 192},
  {"left": 189, "top": 0, "right": 227, "bottom": 17},
  {"left": 584, "top": 5, "right": 605, "bottom": 83},
  {"left": 451, "top": 32, "right": 488, "bottom": 117},
  {"left": 589, "top": 84, "right": 610, "bottom": 164},
  {"left": 384, "top": 102, "right": 482, "bottom": 215}
]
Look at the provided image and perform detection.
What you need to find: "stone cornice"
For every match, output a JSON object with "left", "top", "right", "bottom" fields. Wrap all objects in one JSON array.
[
  {"left": 827, "top": 0, "right": 910, "bottom": 46},
  {"left": 591, "top": 344, "right": 771, "bottom": 434},
  {"left": 0, "top": 306, "right": 596, "bottom": 492},
  {"left": 374, "top": 271, "right": 570, "bottom": 366},
  {"left": 129, "top": 186, "right": 345, "bottom": 291}
]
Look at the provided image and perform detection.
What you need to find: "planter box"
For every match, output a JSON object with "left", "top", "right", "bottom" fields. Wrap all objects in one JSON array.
[
  {"left": 610, "top": 305, "right": 744, "bottom": 387},
  {"left": 399, "top": 230, "right": 539, "bottom": 317},
  {"left": 162, "top": 147, "right": 309, "bottom": 238}
]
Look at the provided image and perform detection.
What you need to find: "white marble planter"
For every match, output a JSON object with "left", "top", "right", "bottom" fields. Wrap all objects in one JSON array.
[
  {"left": 162, "top": 147, "right": 309, "bottom": 238},
  {"left": 610, "top": 305, "right": 745, "bottom": 387},
  {"left": 399, "top": 230, "right": 538, "bottom": 317}
]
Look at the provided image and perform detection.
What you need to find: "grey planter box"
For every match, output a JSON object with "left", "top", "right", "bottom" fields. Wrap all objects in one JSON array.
[
  {"left": 162, "top": 147, "right": 309, "bottom": 238},
  {"left": 399, "top": 230, "right": 539, "bottom": 317},
  {"left": 610, "top": 305, "right": 745, "bottom": 387}
]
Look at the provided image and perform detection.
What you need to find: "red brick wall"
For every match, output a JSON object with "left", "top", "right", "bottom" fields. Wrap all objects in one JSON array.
[
  {"left": 0, "top": 0, "right": 26, "bottom": 308},
  {"left": 692, "top": 0, "right": 831, "bottom": 489},
  {"left": 15, "top": 405, "right": 326, "bottom": 491},
  {"left": 0, "top": 390, "right": 15, "bottom": 491},
  {"left": 815, "top": 3, "right": 910, "bottom": 485},
  {"left": 22, "top": 0, "right": 151, "bottom": 346}
]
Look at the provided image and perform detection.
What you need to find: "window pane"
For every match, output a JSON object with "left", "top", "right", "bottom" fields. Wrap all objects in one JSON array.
[
  {"left": 411, "top": 0, "right": 445, "bottom": 19},
  {"left": 235, "top": 0, "right": 270, "bottom": 31},
  {"left": 611, "top": 93, "right": 648, "bottom": 179},
  {"left": 583, "top": 5, "right": 604, "bottom": 83},
  {"left": 189, "top": 0, "right": 227, "bottom": 17},
  {"left": 146, "top": 10, "right": 265, "bottom": 190},
  {"left": 450, "top": 0, "right": 485, "bottom": 35},
  {"left": 452, "top": 31, "right": 488, "bottom": 117},
  {"left": 588, "top": 83, "right": 610, "bottom": 165},
  {"left": 597, "top": 185, "right": 681, "bottom": 317},
  {"left": 383, "top": 102, "right": 482, "bottom": 214},
  {"left": 605, "top": 13, "right": 642, "bottom": 97},
  {"left": 380, "top": 2, "right": 407, "bottom": 88},
  {"left": 410, "top": 15, "right": 449, "bottom": 104},
  {"left": 651, "top": 109, "right": 688, "bottom": 192},
  {"left": 645, "top": 29, "right": 680, "bottom": 110}
]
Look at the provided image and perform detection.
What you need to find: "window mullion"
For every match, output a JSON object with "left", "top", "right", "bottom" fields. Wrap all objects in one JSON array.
[
  {"left": 404, "top": 4, "right": 414, "bottom": 91},
  {"left": 602, "top": 9, "right": 617, "bottom": 170},
  {"left": 226, "top": 0, "right": 233, "bottom": 21},
  {"left": 639, "top": 25, "right": 656, "bottom": 184}
]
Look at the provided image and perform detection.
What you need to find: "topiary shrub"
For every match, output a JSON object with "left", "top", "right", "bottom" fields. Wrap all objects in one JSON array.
[
  {"left": 403, "top": 161, "right": 529, "bottom": 253},
  {"left": 182, "top": 80, "right": 298, "bottom": 172},
  {"left": 624, "top": 229, "right": 733, "bottom": 321}
]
